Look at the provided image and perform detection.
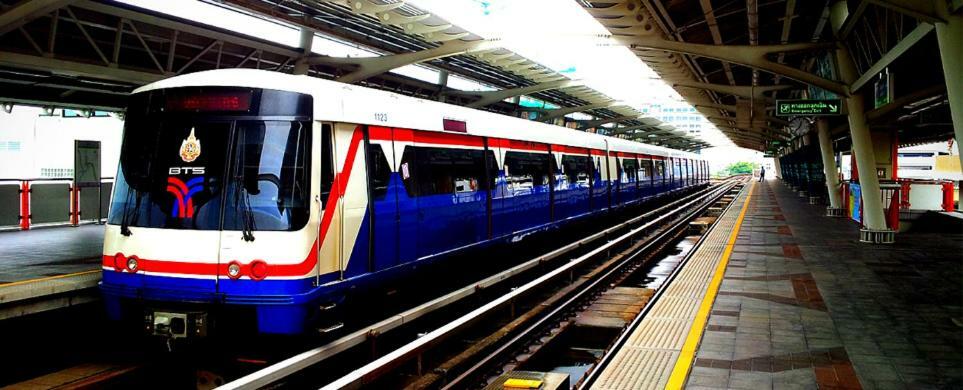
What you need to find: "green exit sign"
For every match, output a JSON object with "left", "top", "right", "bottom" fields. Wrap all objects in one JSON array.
[{"left": 775, "top": 99, "right": 842, "bottom": 116}]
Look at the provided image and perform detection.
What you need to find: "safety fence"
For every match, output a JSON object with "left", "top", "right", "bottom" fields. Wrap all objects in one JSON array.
[
  {"left": 0, "top": 178, "right": 112, "bottom": 230},
  {"left": 842, "top": 179, "right": 956, "bottom": 230}
]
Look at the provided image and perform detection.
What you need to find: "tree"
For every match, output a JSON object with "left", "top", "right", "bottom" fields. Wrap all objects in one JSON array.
[{"left": 716, "top": 161, "right": 759, "bottom": 177}]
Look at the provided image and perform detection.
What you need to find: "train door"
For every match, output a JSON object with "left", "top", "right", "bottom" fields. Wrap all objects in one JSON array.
[
  {"left": 590, "top": 150, "right": 606, "bottom": 213},
  {"left": 682, "top": 158, "right": 692, "bottom": 187},
  {"left": 605, "top": 142, "right": 615, "bottom": 209},
  {"left": 366, "top": 126, "right": 399, "bottom": 272},
  {"left": 315, "top": 123, "right": 337, "bottom": 281},
  {"left": 392, "top": 128, "right": 418, "bottom": 265},
  {"left": 333, "top": 123, "right": 370, "bottom": 279}
]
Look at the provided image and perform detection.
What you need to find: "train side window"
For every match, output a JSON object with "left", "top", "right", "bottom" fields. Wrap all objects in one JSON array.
[
  {"left": 319, "top": 124, "right": 334, "bottom": 207},
  {"left": 655, "top": 160, "right": 665, "bottom": 179},
  {"left": 640, "top": 159, "right": 653, "bottom": 181},
  {"left": 504, "top": 151, "right": 552, "bottom": 194},
  {"left": 561, "top": 154, "right": 591, "bottom": 187},
  {"left": 621, "top": 157, "right": 638, "bottom": 183},
  {"left": 402, "top": 146, "right": 486, "bottom": 197},
  {"left": 368, "top": 144, "right": 391, "bottom": 200}
]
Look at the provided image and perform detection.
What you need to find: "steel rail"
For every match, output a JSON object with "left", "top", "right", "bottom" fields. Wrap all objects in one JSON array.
[
  {"left": 218, "top": 184, "right": 721, "bottom": 390},
  {"left": 440, "top": 180, "right": 741, "bottom": 389},
  {"left": 320, "top": 181, "right": 738, "bottom": 389}
]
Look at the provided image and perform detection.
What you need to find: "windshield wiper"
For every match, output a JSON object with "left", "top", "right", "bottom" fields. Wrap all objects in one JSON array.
[
  {"left": 233, "top": 180, "right": 257, "bottom": 242},
  {"left": 119, "top": 187, "right": 139, "bottom": 236}
]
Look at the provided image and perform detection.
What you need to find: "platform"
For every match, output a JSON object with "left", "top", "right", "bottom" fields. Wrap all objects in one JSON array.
[
  {"left": 592, "top": 179, "right": 963, "bottom": 389},
  {"left": 0, "top": 225, "right": 104, "bottom": 320},
  {"left": 0, "top": 224, "right": 103, "bottom": 284}
]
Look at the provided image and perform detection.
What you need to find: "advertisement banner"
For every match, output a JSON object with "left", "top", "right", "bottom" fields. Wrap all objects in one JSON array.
[{"left": 849, "top": 183, "right": 862, "bottom": 222}]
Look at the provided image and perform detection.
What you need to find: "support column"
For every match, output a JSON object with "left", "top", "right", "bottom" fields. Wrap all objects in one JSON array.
[
  {"left": 292, "top": 27, "right": 313, "bottom": 75},
  {"left": 436, "top": 70, "right": 449, "bottom": 102},
  {"left": 774, "top": 155, "right": 783, "bottom": 179},
  {"left": 934, "top": 4, "right": 963, "bottom": 168},
  {"left": 836, "top": 45, "right": 892, "bottom": 243},
  {"left": 816, "top": 119, "right": 844, "bottom": 216}
]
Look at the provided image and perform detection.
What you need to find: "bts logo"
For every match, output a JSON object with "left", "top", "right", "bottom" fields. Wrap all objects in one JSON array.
[{"left": 167, "top": 176, "right": 204, "bottom": 218}]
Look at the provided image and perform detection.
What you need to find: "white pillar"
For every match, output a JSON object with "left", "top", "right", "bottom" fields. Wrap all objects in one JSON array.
[
  {"left": 817, "top": 119, "right": 843, "bottom": 210},
  {"left": 935, "top": 5, "right": 963, "bottom": 168},
  {"left": 836, "top": 46, "right": 888, "bottom": 231},
  {"left": 774, "top": 155, "right": 783, "bottom": 179}
]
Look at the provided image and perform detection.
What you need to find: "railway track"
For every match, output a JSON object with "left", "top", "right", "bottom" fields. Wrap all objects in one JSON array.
[{"left": 220, "top": 178, "right": 745, "bottom": 390}]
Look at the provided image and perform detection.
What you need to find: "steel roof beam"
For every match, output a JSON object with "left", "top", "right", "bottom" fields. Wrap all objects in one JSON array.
[
  {"left": 307, "top": 39, "right": 499, "bottom": 84},
  {"left": 604, "top": 26, "right": 847, "bottom": 95},
  {"left": 0, "top": 51, "right": 163, "bottom": 84},
  {"left": 538, "top": 101, "right": 621, "bottom": 122},
  {"left": 698, "top": 0, "right": 735, "bottom": 85},
  {"left": 461, "top": 78, "right": 582, "bottom": 108},
  {"left": 864, "top": 0, "right": 943, "bottom": 23},
  {"left": 0, "top": 0, "right": 75, "bottom": 35},
  {"left": 576, "top": 115, "right": 640, "bottom": 130},
  {"left": 672, "top": 81, "right": 792, "bottom": 100},
  {"left": 851, "top": 23, "right": 934, "bottom": 91}
]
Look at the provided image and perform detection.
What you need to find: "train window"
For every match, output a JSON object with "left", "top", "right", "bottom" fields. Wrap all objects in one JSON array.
[
  {"left": 401, "top": 146, "right": 486, "bottom": 197},
  {"left": 639, "top": 159, "right": 653, "bottom": 181},
  {"left": 367, "top": 143, "right": 391, "bottom": 200},
  {"left": 561, "top": 154, "right": 591, "bottom": 188},
  {"left": 621, "top": 158, "right": 639, "bottom": 183},
  {"left": 108, "top": 119, "right": 231, "bottom": 230},
  {"left": 224, "top": 120, "right": 311, "bottom": 232},
  {"left": 655, "top": 159, "right": 665, "bottom": 179},
  {"left": 319, "top": 124, "right": 334, "bottom": 207},
  {"left": 504, "top": 151, "right": 553, "bottom": 195}
]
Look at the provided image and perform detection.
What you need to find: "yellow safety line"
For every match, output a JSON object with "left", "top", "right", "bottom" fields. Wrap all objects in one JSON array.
[
  {"left": 0, "top": 269, "right": 100, "bottom": 289},
  {"left": 666, "top": 180, "right": 755, "bottom": 389}
]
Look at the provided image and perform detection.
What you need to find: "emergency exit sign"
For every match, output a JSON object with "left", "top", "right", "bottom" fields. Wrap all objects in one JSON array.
[{"left": 775, "top": 99, "right": 842, "bottom": 116}]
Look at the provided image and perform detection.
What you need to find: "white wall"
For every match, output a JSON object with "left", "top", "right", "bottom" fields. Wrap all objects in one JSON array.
[{"left": 0, "top": 106, "right": 123, "bottom": 180}]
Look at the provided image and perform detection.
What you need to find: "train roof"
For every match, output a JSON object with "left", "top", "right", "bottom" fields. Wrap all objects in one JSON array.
[{"left": 135, "top": 69, "right": 701, "bottom": 159}]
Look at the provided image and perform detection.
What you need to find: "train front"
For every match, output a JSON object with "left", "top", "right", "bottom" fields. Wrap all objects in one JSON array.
[{"left": 101, "top": 85, "right": 322, "bottom": 337}]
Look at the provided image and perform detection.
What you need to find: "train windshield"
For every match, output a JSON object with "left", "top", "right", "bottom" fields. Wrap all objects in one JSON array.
[{"left": 108, "top": 87, "right": 313, "bottom": 232}]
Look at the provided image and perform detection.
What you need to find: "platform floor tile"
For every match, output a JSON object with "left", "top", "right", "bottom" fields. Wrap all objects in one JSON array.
[
  {"left": 681, "top": 180, "right": 963, "bottom": 389},
  {"left": 593, "top": 182, "right": 753, "bottom": 390}
]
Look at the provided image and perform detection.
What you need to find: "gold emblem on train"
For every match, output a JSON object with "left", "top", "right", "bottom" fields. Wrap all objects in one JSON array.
[{"left": 179, "top": 128, "right": 201, "bottom": 163}]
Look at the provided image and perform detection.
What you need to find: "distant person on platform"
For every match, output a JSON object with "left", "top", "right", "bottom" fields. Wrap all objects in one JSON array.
[{"left": 759, "top": 166, "right": 766, "bottom": 182}]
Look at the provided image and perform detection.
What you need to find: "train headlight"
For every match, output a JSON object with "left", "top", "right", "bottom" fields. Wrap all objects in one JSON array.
[
  {"left": 113, "top": 253, "right": 126, "bottom": 271},
  {"left": 126, "top": 256, "right": 139, "bottom": 272},
  {"left": 227, "top": 262, "right": 242, "bottom": 280},
  {"left": 250, "top": 260, "right": 268, "bottom": 281}
]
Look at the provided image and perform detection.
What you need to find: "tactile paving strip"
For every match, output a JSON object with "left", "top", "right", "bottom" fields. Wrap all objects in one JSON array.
[{"left": 593, "top": 184, "right": 751, "bottom": 390}]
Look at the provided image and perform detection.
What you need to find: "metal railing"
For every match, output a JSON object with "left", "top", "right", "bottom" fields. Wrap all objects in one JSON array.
[{"left": 0, "top": 177, "right": 113, "bottom": 230}]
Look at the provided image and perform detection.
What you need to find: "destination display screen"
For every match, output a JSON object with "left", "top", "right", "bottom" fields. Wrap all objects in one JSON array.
[{"left": 165, "top": 90, "right": 254, "bottom": 112}]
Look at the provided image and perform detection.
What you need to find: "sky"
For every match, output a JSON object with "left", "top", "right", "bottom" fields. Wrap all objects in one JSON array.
[{"left": 113, "top": 0, "right": 761, "bottom": 163}]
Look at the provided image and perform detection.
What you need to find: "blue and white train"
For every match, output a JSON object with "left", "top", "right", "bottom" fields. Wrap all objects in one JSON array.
[{"left": 100, "top": 69, "right": 708, "bottom": 337}]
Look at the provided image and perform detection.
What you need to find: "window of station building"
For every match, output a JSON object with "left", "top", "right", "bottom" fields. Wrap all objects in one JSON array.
[
  {"left": 621, "top": 157, "right": 639, "bottom": 183},
  {"left": 367, "top": 143, "right": 392, "bottom": 200},
  {"left": 561, "top": 154, "right": 591, "bottom": 188},
  {"left": 504, "top": 151, "right": 554, "bottom": 194},
  {"left": 399, "top": 146, "right": 489, "bottom": 197}
]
